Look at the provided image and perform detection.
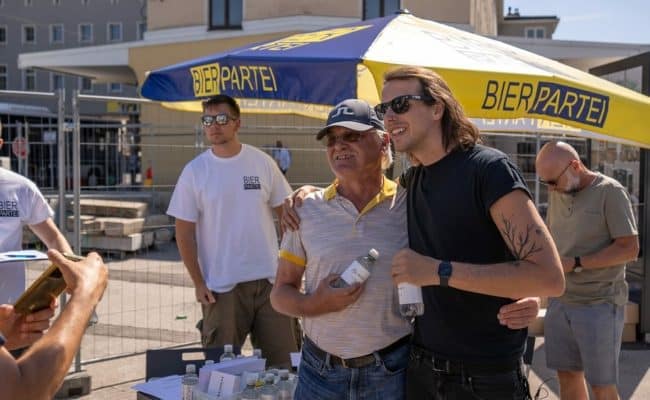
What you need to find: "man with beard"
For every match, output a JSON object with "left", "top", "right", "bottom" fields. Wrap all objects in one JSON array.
[{"left": 536, "top": 141, "right": 638, "bottom": 400}]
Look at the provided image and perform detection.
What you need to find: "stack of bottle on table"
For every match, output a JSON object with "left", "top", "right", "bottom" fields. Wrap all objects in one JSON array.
[{"left": 182, "top": 344, "right": 297, "bottom": 400}]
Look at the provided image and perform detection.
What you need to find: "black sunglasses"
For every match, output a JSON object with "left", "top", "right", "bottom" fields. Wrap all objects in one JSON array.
[
  {"left": 374, "top": 94, "right": 434, "bottom": 119},
  {"left": 539, "top": 161, "right": 573, "bottom": 186},
  {"left": 201, "top": 113, "right": 237, "bottom": 127},
  {"left": 320, "top": 130, "right": 366, "bottom": 147}
]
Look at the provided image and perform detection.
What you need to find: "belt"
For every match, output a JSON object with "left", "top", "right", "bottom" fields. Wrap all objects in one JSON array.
[
  {"left": 304, "top": 335, "right": 410, "bottom": 369},
  {"left": 411, "top": 345, "right": 521, "bottom": 375}
]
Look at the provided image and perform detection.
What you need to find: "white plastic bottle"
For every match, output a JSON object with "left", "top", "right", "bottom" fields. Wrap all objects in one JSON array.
[
  {"left": 181, "top": 364, "right": 198, "bottom": 400},
  {"left": 259, "top": 373, "right": 279, "bottom": 400},
  {"left": 239, "top": 374, "right": 260, "bottom": 400},
  {"left": 220, "top": 344, "right": 235, "bottom": 362},
  {"left": 330, "top": 248, "right": 379, "bottom": 288},
  {"left": 398, "top": 283, "right": 425, "bottom": 317},
  {"left": 277, "top": 369, "right": 293, "bottom": 400}
]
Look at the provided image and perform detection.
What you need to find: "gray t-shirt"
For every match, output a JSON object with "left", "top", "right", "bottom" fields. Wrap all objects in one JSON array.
[{"left": 547, "top": 173, "right": 637, "bottom": 305}]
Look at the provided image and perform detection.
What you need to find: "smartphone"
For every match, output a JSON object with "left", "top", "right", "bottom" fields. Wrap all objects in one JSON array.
[{"left": 13, "top": 253, "right": 84, "bottom": 315}]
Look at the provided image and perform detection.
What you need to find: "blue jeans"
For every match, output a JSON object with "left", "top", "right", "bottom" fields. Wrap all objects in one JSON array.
[
  {"left": 406, "top": 347, "right": 531, "bottom": 400},
  {"left": 294, "top": 337, "right": 409, "bottom": 400}
]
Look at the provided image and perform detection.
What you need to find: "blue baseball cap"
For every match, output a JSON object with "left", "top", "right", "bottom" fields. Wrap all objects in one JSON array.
[{"left": 316, "top": 99, "right": 385, "bottom": 140}]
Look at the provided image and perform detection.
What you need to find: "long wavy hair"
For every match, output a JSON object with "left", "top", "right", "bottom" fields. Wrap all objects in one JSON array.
[{"left": 384, "top": 66, "right": 481, "bottom": 152}]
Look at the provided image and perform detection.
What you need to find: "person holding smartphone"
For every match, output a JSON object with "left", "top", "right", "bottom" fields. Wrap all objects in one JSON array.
[{"left": 0, "top": 250, "right": 107, "bottom": 400}]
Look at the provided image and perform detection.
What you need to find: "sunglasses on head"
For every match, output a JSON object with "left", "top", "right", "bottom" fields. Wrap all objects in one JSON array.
[
  {"left": 320, "top": 130, "right": 367, "bottom": 147},
  {"left": 201, "top": 113, "right": 237, "bottom": 127},
  {"left": 374, "top": 94, "right": 434, "bottom": 119}
]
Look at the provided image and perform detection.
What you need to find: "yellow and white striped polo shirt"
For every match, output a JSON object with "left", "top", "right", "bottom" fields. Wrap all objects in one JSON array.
[{"left": 279, "top": 178, "right": 411, "bottom": 359}]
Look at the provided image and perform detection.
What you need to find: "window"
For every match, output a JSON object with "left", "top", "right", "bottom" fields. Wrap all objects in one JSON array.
[
  {"left": 50, "top": 24, "right": 64, "bottom": 44},
  {"left": 22, "top": 25, "right": 36, "bottom": 44},
  {"left": 0, "top": 26, "right": 6, "bottom": 45},
  {"left": 79, "top": 23, "right": 93, "bottom": 43},
  {"left": 209, "top": 0, "right": 243, "bottom": 30},
  {"left": 137, "top": 21, "right": 146, "bottom": 40},
  {"left": 0, "top": 65, "right": 7, "bottom": 90},
  {"left": 363, "top": 0, "right": 400, "bottom": 20},
  {"left": 525, "top": 27, "right": 545, "bottom": 39},
  {"left": 107, "top": 23, "right": 122, "bottom": 42},
  {"left": 79, "top": 77, "right": 93, "bottom": 92},
  {"left": 23, "top": 69, "right": 36, "bottom": 91},
  {"left": 108, "top": 82, "right": 122, "bottom": 93},
  {"left": 51, "top": 73, "right": 64, "bottom": 91}
]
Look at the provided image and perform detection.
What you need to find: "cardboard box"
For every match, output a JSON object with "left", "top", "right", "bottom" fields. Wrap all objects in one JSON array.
[
  {"left": 625, "top": 302, "right": 639, "bottom": 324},
  {"left": 622, "top": 323, "right": 637, "bottom": 343}
]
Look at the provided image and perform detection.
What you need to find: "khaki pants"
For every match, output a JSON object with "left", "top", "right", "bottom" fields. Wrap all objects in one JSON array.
[{"left": 200, "top": 279, "right": 300, "bottom": 368}]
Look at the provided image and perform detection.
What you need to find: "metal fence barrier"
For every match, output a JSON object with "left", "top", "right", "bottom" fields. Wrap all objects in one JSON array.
[{"left": 3, "top": 90, "right": 645, "bottom": 379}]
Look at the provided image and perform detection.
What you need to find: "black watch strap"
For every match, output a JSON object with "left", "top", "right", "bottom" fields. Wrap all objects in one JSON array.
[{"left": 573, "top": 256, "right": 583, "bottom": 273}]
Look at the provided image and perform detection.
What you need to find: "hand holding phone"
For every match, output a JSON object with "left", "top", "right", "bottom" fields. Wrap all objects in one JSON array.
[{"left": 13, "top": 253, "right": 84, "bottom": 315}]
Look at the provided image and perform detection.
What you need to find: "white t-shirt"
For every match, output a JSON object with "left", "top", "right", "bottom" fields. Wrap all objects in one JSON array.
[
  {"left": 0, "top": 168, "right": 54, "bottom": 304},
  {"left": 167, "top": 144, "right": 291, "bottom": 293}
]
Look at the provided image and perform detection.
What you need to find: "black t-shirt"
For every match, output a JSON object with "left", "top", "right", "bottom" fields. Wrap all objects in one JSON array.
[{"left": 401, "top": 144, "right": 531, "bottom": 364}]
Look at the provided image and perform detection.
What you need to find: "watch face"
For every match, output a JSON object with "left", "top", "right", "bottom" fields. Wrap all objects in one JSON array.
[{"left": 439, "top": 261, "right": 452, "bottom": 277}]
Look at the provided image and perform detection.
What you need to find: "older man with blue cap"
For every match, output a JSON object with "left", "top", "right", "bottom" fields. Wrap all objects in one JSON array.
[{"left": 271, "top": 99, "right": 411, "bottom": 400}]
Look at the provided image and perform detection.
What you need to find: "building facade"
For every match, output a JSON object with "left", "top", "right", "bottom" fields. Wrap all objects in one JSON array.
[{"left": 0, "top": 0, "right": 145, "bottom": 112}]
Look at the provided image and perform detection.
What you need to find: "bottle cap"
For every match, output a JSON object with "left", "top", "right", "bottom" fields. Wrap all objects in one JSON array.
[
  {"left": 368, "top": 248, "right": 379, "bottom": 259},
  {"left": 185, "top": 364, "right": 196, "bottom": 374}
]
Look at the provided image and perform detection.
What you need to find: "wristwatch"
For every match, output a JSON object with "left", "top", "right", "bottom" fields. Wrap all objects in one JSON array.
[
  {"left": 572, "top": 256, "right": 583, "bottom": 273},
  {"left": 438, "top": 261, "right": 452, "bottom": 287}
]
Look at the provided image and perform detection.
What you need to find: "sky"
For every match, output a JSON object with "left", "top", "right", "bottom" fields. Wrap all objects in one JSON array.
[{"left": 505, "top": 0, "right": 650, "bottom": 44}]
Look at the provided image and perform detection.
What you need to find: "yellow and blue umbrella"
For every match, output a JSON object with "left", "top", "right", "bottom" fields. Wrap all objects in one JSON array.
[{"left": 140, "top": 12, "right": 650, "bottom": 147}]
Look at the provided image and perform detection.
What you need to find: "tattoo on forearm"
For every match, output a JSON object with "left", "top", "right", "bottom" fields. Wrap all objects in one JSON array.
[{"left": 501, "top": 215, "right": 543, "bottom": 265}]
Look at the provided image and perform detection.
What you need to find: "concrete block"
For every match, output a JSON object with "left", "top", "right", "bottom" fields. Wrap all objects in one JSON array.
[
  {"left": 145, "top": 214, "right": 172, "bottom": 229},
  {"left": 80, "top": 232, "right": 154, "bottom": 252},
  {"left": 104, "top": 217, "right": 146, "bottom": 237},
  {"left": 66, "top": 215, "right": 104, "bottom": 235},
  {"left": 77, "top": 199, "right": 148, "bottom": 218},
  {"left": 54, "top": 370, "right": 91, "bottom": 398}
]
